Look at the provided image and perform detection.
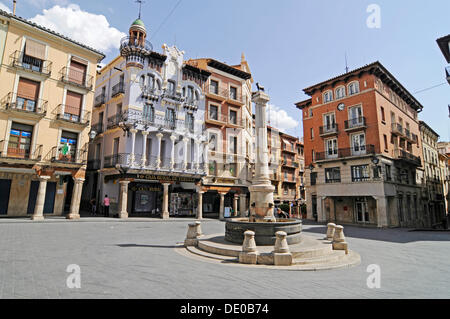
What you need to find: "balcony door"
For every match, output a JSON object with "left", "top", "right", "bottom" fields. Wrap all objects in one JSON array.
[
  {"left": 355, "top": 198, "right": 369, "bottom": 223},
  {"left": 323, "top": 113, "right": 335, "bottom": 132},
  {"left": 69, "top": 58, "right": 87, "bottom": 86},
  {"left": 325, "top": 138, "right": 338, "bottom": 159},
  {"left": 8, "top": 122, "right": 33, "bottom": 159},
  {"left": 349, "top": 106, "right": 363, "bottom": 127},
  {"left": 65, "top": 91, "right": 82, "bottom": 122},
  {"left": 351, "top": 133, "right": 366, "bottom": 156},
  {"left": 17, "top": 78, "right": 40, "bottom": 112},
  {"left": 59, "top": 131, "right": 78, "bottom": 162}
]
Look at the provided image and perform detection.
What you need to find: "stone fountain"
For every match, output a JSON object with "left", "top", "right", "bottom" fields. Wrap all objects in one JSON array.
[{"left": 225, "top": 88, "right": 302, "bottom": 246}]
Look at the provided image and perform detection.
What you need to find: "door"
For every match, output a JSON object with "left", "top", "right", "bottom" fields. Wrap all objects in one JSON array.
[
  {"left": 0, "top": 179, "right": 11, "bottom": 215},
  {"left": 27, "top": 181, "right": 39, "bottom": 215},
  {"left": 43, "top": 182, "right": 56, "bottom": 215},
  {"left": 349, "top": 106, "right": 363, "bottom": 127},
  {"left": 351, "top": 133, "right": 366, "bottom": 155},
  {"left": 355, "top": 198, "right": 369, "bottom": 223},
  {"left": 312, "top": 195, "right": 317, "bottom": 221},
  {"left": 323, "top": 113, "right": 335, "bottom": 132}
]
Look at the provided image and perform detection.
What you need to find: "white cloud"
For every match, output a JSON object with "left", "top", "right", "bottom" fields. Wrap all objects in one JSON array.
[
  {"left": 26, "top": 0, "right": 69, "bottom": 9},
  {"left": 30, "top": 4, "right": 126, "bottom": 53},
  {"left": 0, "top": 1, "right": 11, "bottom": 13},
  {"left": 267, "top": 104, "right": 299, "bottom": 132}
]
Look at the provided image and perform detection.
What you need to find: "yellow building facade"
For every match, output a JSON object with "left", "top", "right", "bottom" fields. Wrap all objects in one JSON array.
[{"left": 0, "top": 10, "right": 104, "bottom": 219}]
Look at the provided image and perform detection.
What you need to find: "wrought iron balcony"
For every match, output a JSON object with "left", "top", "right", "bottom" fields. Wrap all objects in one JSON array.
[
  {"left": 54, "top": 104, "right": 90, "bottom": 126},
  {"left": 394, "top": 148, "right": 421, "bottom": 166},
  {"left": 112, "top": 82, "right": 125, "bottom": 97},
  {"left": 60, "top": 67, "right": 93, "bottom": 90},
  {"left": 391, "top": 123, "right": 403, "bottom": 135},
  {"left": 315, "top": 145, "right": 376, "bottom": 161},
  {"left": 107, "top": 113, "right": 124, "bottom": 129},
  {"left": 10, "top": 51, "right": 52, "bottom": 76},
  {"left": 0, "top": 92, "right": 47, "bottom": 116},
  {"left": 91, "top": 122, "right": 104, "bottom": 134},
  {"left": 319, "top": 124, "right": 338, "bottom": 137},
  {"left": 94, "top": 93, "right": 106, "bottom": 108},
  {"left": 345, "top": 117, "right": 366, "bottom": 131},
  {"left": 46, "top": 146, "right": 88, "bottom": 165},
  {"left": 0, "top": 141, "right": 42, "bottom": 161}
]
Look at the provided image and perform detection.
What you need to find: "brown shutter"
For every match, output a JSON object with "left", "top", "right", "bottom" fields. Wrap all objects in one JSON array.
[
  {"left": 24, "top": 39, "right": 46, "bottom": 60},
  {"left": 69, "top": 60, "right": 87, "bottom": 85},
  {"left": 17, "top": 78, "right": 40, "bottom": 100},
  {"left": 71, "top": 56, "right": 88, "bottom": 66},
  {"left": 65, "top": 91, "right": 82, "bottom": 116}
]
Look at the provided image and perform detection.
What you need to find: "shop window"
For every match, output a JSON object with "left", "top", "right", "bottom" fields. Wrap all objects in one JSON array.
[
  {"left": 351, "top": 165, "right": 370, "bottom": 182},
  {"left": 325, "top": 167, "right": 341, "bottom": 183}
]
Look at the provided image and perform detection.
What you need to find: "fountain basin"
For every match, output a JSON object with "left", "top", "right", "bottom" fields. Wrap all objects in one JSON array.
[{"left": 225, "top": 218, "right": 302, "bottom": 246}]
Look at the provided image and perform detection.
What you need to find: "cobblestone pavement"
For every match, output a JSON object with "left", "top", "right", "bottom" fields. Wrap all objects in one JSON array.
[{"left": 0, "top": 217, "right": 449, "bottom": 299}]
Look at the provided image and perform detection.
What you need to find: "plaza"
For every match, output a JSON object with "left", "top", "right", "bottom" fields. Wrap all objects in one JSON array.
[{"left": 0, "top": 218, "right": 449, "bottom": 299}]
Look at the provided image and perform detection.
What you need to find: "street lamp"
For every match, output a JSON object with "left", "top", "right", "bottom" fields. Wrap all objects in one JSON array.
[
  {"left": 89, "top": 130, "right": 97, "bottom": 141},
  {"left": 371, "top": 156, "right": 380, "bottom": 165},
  {"left": 308, "top": 163, "right": 315, "bottom": 172}
]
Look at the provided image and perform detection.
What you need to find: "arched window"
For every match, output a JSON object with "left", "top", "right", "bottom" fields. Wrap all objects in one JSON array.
[
  {"left": 348, "top": 81, "right": 360, "bottom": 95},
  {"left": 323, "top": 90, "right": 333, "bottom": 103},
  {"left": 335, "top": 86, "right": 346, "bottom": 99}
]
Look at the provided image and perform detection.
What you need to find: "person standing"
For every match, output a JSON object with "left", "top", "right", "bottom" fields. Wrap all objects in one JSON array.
[
  {"left": 103, "top": 195, "right": 110, "bottom": 217},
  {"left": 90, "top": 198, "right": 97, "bottom": 216}
]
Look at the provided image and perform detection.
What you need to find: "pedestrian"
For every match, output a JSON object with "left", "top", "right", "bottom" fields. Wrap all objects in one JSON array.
[
  {"left": 90, "top": 198, "right": 97, "bottom": 216},
  {"left": 103, "top": 195, "right": 110, "bottom": 217}
]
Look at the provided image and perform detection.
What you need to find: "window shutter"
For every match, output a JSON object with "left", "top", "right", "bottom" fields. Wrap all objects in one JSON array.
[
  {"left": 25, "top": 39, "right": 46, "bottom": 60},
  {"left": 17, "top": 78, "right": 40, "bottom": 100},
  {"left": 69, "top": 59, "right": 87, "bottom": 85},
  {"left": 65, "top": 91, "right": 82, "bottom": 116}
]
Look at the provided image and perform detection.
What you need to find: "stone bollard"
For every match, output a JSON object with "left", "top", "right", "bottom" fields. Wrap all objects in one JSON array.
[
  {"left": 325, "top": 223, "right": 336, "bottom": 240},
  {"left": 332, "top": 225, "right": 349, "bottom": 255},
  {"left": 273, "top": 231, "right": 293, "bottom": 266},
  {"left": 184, "top": 221, "right": 202, "bottom": 247},
  {"left": 239, "top": 230, "right": 259, "bottom": 264}
]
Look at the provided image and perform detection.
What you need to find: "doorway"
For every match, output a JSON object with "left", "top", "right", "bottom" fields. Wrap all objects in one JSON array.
[{"left": 0, "top": 179, "right": 11, "bottom": 215}]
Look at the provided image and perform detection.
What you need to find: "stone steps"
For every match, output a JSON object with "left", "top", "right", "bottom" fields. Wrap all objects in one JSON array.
[
  {"left": 186, "top": 245, "right": 238, "bottom": 262},
  {"left": 292, "top": 251, "right": 361, "bottom": 271},
  {"left": 293, "top": 250, "right": 346, "bottom": 265}
]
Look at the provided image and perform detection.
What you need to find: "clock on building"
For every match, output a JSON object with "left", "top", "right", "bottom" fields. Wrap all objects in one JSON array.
[{"left": 337, "top": 103, "right": 345, "bottom": 111}]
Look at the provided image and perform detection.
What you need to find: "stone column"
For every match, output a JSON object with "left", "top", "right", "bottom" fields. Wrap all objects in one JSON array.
[
  {"left": 119, "top": 180, "right": 130, "bottom": 219},
  {"left": 203, "top": 141, "right": 209, "bottom": 173},
  {"left": 183, "top": 137, "right": 189, "bottom": 170},
  {"left": 67, "top": 178, "right": 85, "bottom": 220},
  {"left": 197, "top": 191, "right": 204, "bottom": 220},
  {"left": 130, "top": 129, "right": 137, "bottom": 166},
  {"left": 375, "top": 196, "right": 389, "bottom": 228},
  {"left": 156, "top": 132, "right": 163, "bottom": 169},
  {"left": 162, "top": 183, "right": 170, "bottom": 219},
  {"left": 141, "top": 131, "right": 149, "bottom": 167},
  {"left": 233, "top": 194, "right": 239, "bottom": 217},
  {"left": 195, "top": 141, "right": 201, "bottom": 172},
  {"left": 170, "top": 135, "right": 177, "bottom": 170},
  {"left": 239, "top": 194, "right": 247, "bottom": 217},
  {"left": 219, "top": 192, "right": 226, "bottom": 220},
  {"left": 32, "top": 176, "right": 51, "bottom": 221},
  {"left": 317, "top": 196, "right": 327, "bottom": 223}
]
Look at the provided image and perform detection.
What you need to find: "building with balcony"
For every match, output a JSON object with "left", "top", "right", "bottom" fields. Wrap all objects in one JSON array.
[
  {"left": 185, "top": 55, "right": 253, "bottom": 219},
  {"left": 0, "top": 9, "right": 104, "bottom": 218},
  {"left": 419, "top": 121, "right": 446, "bottom": 227},
  {"left": 296, "top": 61, "right": 425, "bottom": 228},
  {"left": 82, "top": 18, "right": 210, "bottom": 219}
]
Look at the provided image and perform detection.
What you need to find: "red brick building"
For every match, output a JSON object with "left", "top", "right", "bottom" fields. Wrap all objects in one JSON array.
[{"left": 296, "top": 61, "right": 426, "bottom": 228}]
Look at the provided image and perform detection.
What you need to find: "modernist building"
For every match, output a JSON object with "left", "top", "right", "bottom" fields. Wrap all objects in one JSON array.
[
  {"left": 0, "top": 9, "right": 104, "bottom": 219},
  {"left": 83, "top": 18, "right": 210, "bottom": 219},
  {"left": 296, "top": 61, "right": 425, "bottom": 228},
  {"left": 419, "top": 121, "right": 446, "bottom": 227},
  {"left": 186, "top": 56, "right": 253, "bottom": 219}
]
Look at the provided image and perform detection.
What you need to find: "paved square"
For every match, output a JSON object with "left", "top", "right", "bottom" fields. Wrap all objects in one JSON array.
[{"left": 0, "top": 218, "right": 449, "bottom": 299}]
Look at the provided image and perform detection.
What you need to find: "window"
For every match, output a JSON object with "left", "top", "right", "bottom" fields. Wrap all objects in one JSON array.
[
  {"left": 229, "top": 136, "right": 238, "bottom": 154},
  {"left": 323, "top": 113, "right": 336, "bottom": 132},
  {"left": 326, "top": 139, "right": 338, "bottom": 158},
  {"left": 310, "top": 128, "right": 314, "bottom": 140},
  {"left": 23, "top": 39, "right": 45, "bottom": 72},
  {"left": 8, "top": 122, "right": 33, "bottom": 159},
  {"left": 167, "top": 80, "right": 176, "bottom": 95},
  {"left": 59, "top": 131, "right": 78, "bottom": 161},
  {"left": 308, "top": 108, "right": 313, "bottom": 118},
  {"left": 310, "top": 172, "right": 317, "bottom": 185},
  {"left": 323, "top": 90, "right": 333, "bottom": 103},
  {"left": 64, "top": 91, "right": 83, "bottom": 122},
  {"left": 209, "top": 105, "right": 218, "bottom": 120},
  {"left": 383, "top": 134, "right": 388, "bottom": 151},
  {"left": 229, "top": 110, "right": 237, "bottom": 125},
  {"left": 69, "top": 57, "right": 87, "bottom": 86},
  {"left": 209, "top": 161, "right": 217, "bottom": 176},
  {"left": 351, "top": 133, "right": 366, "bottom": 155},
  {"left": 381, "top": 106, "right": 386, "bottom": 123},
  {"left": 348, "top": 105, "right": 363, "bottom": 127},
  {"left": 208, "top": 134, "right": 217, "bottom": 151},
  {"left": 165, "top": 108, "right": 176, "bottom": 129},
  {"left": 230, "top": 86, "right": 237, "bottom": 100},
  {"left": 385, "top": 164, "right": 392, "bottom": 181},
  {"left": 351, "top": 165, "right": 370, "bottom": 182},
  {"left": 348, "top": 81, "right": 360, "bottom": 95},
  {"left": 186, "top": 113, "right": 194, "bottom": 132},
  {"left": 335, "top": 86, "right": 346, "bottom": 99},
  {"left": 210, "top": 80, "right": 219, "bottom": 94},
  {"left": 355, "top": 198, "right": 369, "bottom": 223},
  {"left": 229, "top": 163, "right": 237, "bottom": 177},
  {"left": 16, "top": 78, "right": 40, "bottom": 112},
  {"left": 325, "top": 167, "right": 341, "bottom": 183},
  {"left": 143, "top": 104, "right": 154, "bottom": 123}
]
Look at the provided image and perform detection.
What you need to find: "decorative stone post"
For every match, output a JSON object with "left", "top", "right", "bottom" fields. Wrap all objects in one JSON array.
[
  {"left": 32, "top": 175, "right": 50, "bottom": 221},
  {"left": 239, "top": 230, "right": 259, "bottom": 264},
  {"left": 130, "top": 129, "right": 138, "bottom": 166},
  {"left": 325, "top": 223, "right": 336, "bottom": 240},
  {"left": 250, "top": 90, "right": 276, "bottom": 222},
  {"left": 184, "top": 221, "right": 202, "bottom": 247},
  {"left": 197, "top": 191, "right": 204, "bottom": 220},
  {"left": 273, "top": 231, "right": 293, "bottom": 266},
  {"left": 239, "top": 194, "right": 247, "bottom": 217},
  {"left": 119, "top": 180, "right": 130, "bottom": 219},
  {"left": 156, "top": 132, "right": 163, "bottom": 169},
  {"left": 162, "top": 183, "right": 170, "bottom": 219},
  {"left": 233, "top": 194, "right": 239, "bottom": 217},
  {"left": 170, "top": 135, "right": 177, "bottom": 170},
  {"left": 332, "top": 225, "right": 349, "bottom": 254},
  {"left": 141, "top": 131, "right": 149, "bottom": 167},
  {"left": 219, "top": 192, "right": 226, "bottom": 220},
  {"left": 67, "top": 178, "right": 85, "bottom": 220}
]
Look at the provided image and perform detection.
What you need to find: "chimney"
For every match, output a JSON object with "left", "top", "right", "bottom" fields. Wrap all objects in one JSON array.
[{"left": 13, "top": 0, "right": 16, "bottom": 15}]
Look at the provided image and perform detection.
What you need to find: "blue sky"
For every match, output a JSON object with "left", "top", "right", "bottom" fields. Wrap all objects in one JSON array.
[{"left": 1, "top": 0, "right": 449, "bottom": 140}]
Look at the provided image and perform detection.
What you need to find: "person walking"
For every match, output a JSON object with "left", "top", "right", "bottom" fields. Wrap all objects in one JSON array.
[
  {"left": 103, "top": 195, "right": 110, "bottom": 217},
  {"left": 90, "top": 198, "right": 97, "bottom": 216}
]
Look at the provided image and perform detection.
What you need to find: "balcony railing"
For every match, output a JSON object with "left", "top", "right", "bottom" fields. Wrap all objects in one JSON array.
[
  {"left": 0, "top": 141, "right": 43, "bottom": 161},
  {"left": 315, "top": 145, "right": 376, "bottom": 161},
  {"left": 123, "top": 110, "right": 185, "bottom": 132},
  {"left": 394, "top": 149, "right": 421, "bottom": 166},
  {"left": 207, "top": 87, "right": 243, "bottom": 104},
  {"left": 0, "top": 92, "right": 47, "bottom": 115},
  {"left": 391, "top": 123, "right": 403, "bottom": 135},
  {"left": 91, "top": 122, "right": 104, "bottom": 134},
  {"left": 345, "top": 117, "right": 366, "bottom": 130},
  {"left": 112, "top": 82, "right": 125, "bottom": 97},
  {"left": 207, "top": 112, "right": 243, "bottom": 126},
  {"left": 319, "top": 124, "right": 338, "bottom": 136},
  {"left": 94, "top": 94, "right": 106, "bottom": 108},
  {"left": 46, "top": 146, "right": 88, "bottom": 164},
  {"left": 60, "top": 67, "right": 93, "bottom": 90},
  {"left": 107, "top": 113, "right": 124, "bottom": 129},
  {"left": 54, "top": 104, "right": 90, "bottom": 125},
  {"left": 10, "top": 51, "right": 52, "bottom": 76}
]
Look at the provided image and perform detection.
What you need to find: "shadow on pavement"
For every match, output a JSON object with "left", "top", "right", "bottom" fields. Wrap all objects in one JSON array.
[{"left": 116, "top": 244, "right": 181, "bottom": 249}]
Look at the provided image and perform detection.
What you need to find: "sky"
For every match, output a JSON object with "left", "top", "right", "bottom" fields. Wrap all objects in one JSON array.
[{"left": 0, "top": 0, "right": 449, "bottom": 141}]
